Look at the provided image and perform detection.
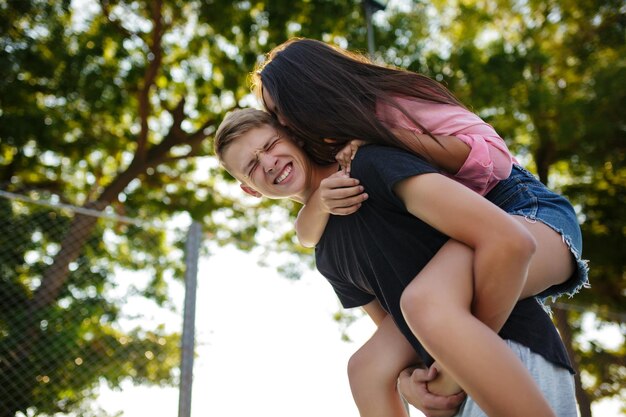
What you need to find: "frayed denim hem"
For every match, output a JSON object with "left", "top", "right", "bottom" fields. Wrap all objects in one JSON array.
[{"left": 518, "top": 214, "right": 590, "bottom": 304}]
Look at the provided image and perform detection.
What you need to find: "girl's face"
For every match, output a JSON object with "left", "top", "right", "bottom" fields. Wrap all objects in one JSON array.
[{"left": 262, "top": 87, "right": 289, "bottom": 128}]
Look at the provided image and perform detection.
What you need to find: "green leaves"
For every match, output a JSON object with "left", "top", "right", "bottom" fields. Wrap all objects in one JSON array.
[{"left": 1, "top": 0, "right": 623, "bottom": 414}]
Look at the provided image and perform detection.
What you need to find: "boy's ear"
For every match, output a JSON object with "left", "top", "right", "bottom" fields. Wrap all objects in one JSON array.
[{"left": 240, "top": 184, "right": 262, "bottom": 198}]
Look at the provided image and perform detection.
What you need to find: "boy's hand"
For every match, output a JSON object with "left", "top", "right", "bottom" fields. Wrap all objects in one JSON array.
[
  {"left": 398, "top": 366, "right": 465, "bottom": 417},
  {"left": 319, "top": 171, "right": 368, "bottom": 215},
  {"left": 426, "top": 363, "right": 464, "bottom": 397},
  {"left": 335, "top": 139, "right": 367, "bottom": 174}
]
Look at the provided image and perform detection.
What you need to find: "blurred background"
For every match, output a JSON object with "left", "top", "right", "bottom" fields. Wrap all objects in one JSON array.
[{"left": 0, "top": 0, "right": 624, "bottom": 416}]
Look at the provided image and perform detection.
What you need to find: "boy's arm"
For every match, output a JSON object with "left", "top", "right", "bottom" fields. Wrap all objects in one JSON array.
[
  {"left": 398, "top": 367, "right": 466, "bottom": 417},
  {"left": 295, "top": 171, "right": 368, "bottom": 248},
  {"left": 361, "top": 299, "right": 388, "bottom": 326}
]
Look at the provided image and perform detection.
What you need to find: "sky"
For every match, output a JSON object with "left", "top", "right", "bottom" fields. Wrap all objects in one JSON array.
[
  {"left": 97, "top": 245, "right": 405, "bottom": 417},
  {"left": 94, "top": 245, "right": 623, "bottom": 417}
]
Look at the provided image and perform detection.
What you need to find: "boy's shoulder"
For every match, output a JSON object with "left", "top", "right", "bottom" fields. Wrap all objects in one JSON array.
[{"left": 351, "top": 145, "right": 438, "bottom": 179}]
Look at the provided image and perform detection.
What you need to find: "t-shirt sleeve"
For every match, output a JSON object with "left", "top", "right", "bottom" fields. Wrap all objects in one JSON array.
[
  {"left": 451, "top": 133, "right": 513, "bottom": 195},
  {"left": 327, "top": 274, "right": 375, "bottom": 308},
  {"left": 350, "top": 145, "right": 440, "bottom": 209},
  {"left": 315, "top": 259, "right": 375, "bottom": 308}
]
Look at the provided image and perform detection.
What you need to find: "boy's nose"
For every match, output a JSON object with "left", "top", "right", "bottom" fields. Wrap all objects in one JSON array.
[{"left": 260, "top": 153, "right": 277, "bottom": 173}]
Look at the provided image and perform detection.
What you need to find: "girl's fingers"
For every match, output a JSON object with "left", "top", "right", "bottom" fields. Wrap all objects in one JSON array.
[
  {"left": 322, "top": 185, "right": 366, "bottom": 200},
  {"left": 326, "top": 194, "right": 369, "bottom": 214},
  {"left": 328, "top": 204, "right": 362, "bottom": 215}
]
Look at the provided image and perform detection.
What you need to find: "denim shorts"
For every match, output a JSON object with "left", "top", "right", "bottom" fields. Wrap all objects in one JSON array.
[
  {"left": 455, "top": 340, "right": 578, "bottom": 417},
  {"left": 485, "top": 165, "right": 590, "bottom": 300}
]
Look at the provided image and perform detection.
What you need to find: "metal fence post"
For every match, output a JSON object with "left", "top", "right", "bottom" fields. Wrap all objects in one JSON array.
[{"left": 178, "top": 221, "right": 202, "bottom": 417}]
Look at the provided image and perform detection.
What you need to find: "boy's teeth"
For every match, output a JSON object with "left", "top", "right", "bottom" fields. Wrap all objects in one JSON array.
[{"left": 276, "top": 165, "right": 292, "bottom": 183}]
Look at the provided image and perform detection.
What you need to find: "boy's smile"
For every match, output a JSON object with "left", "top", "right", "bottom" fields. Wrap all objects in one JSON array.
[{"left": 221, "top": 124, "right": 312, "bottom": 202}]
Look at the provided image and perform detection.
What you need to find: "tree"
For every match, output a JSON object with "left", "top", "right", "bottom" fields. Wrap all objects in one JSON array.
[
  {"left": 1, "top": 0, "right": 623, "bottom": 415},
  {"left": 0, "top": 0, "right": 377, "bottom": 414},
  {"left": 370, "top": 1, "right": 626, "bottom": 414}
]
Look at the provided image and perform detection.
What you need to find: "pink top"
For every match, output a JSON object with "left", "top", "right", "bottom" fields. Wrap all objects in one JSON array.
[{"left": 376, "top": 96, "right": 517, "bottom": 195}]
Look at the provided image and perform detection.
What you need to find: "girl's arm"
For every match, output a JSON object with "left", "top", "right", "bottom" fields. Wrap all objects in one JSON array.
[
  {"left": 335, "top": 130, "right": 473, "bottom": 177},
  {"left": 295, "top": 170, "right": 368, "bottom": 248},
  {"left": 390, "top": 128, "right": 471, "bottom": 174},
  {"left": 394, "top": 128, "right": 513, "bottom": 195},
  {"left": 295, "top": 188, "right": 331, "bottom": 248},
  {"left": 394, "top": 172, "right": 536, "bottom": 332},
  {"left": 379, "top": 98, "right": 514, "bottom": 194}
]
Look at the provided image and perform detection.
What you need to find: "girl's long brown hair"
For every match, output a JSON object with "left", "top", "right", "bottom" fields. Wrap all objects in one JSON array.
[{"left": 252, "top": 38, "right": 465, "bottom": 165}]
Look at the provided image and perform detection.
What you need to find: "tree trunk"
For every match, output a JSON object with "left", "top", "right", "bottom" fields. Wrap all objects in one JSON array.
[
  {"left": 535, "top": 139, "right": 593, "bottom": 416},
  {"left": 554, "top": 307, "right": 593, "bottom": 417}
]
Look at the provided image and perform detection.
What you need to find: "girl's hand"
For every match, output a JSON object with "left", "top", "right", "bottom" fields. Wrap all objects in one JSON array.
[
  {"left": 335, "top": 139, "right": 367, "bottom": 174},
  {"left": 319, "top": 170, "right": 368, "bottom": 215}
]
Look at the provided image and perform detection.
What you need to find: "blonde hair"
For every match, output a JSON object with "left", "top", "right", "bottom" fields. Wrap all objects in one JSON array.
[{"left": 214, "top": 108, "right": 277, "bottom": 161}]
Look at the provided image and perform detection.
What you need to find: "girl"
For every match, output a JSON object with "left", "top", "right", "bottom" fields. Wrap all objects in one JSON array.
[{"left": 252, "top": 38, "right": 588, "bottom": 416}]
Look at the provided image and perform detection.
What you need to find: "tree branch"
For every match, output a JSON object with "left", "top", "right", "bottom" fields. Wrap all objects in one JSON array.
[
  {"left": 99, "top": 0, "right": 133, "bottom": 38},
  {"left": 146, "top": 117, "right": 215, "bottom": 168},
  {"left": 136, "top": 0, "right": 164, "bottom": 158}
]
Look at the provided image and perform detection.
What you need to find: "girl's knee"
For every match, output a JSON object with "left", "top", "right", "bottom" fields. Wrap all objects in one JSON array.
[
  {"left": 400, "top": 284, "right": 440, "bottom": 336},
  {"left": 400, "top": 282, "right": 460, "bottom": 344},
  {"left": 400, "top": 280, "right": 429, "bottom": 317}
]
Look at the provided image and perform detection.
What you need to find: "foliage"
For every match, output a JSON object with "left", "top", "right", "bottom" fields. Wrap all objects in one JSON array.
[
  {"left": 371, "top": 1, "right": 626, "bottom": 414},
  {"left": 0, "top": 0, "right": 623, "bottom": 415}
]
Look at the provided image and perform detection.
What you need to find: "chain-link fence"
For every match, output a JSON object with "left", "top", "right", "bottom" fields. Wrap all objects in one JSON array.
[{"left": 0, "top": 190, "right": 200, "bottom": 417}]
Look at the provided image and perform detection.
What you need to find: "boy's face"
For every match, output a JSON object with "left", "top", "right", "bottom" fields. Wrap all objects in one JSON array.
[{"left": 221, "top": 124, "right": 313, "bottom": 201}]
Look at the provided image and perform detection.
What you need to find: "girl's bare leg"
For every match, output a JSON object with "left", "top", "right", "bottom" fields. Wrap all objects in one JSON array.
[
  {"left": 471, "top": 216, "right": 575, "bottom": 332},
  {"left": 400, "top": 240, "right": 557, "bottom": 417},
  {"left": 348, "top": 315, "right": 418, "bottom": 417}
]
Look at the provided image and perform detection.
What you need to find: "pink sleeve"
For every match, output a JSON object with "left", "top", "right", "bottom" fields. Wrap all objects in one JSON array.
[
  {"left": 452, "top": 133, "right": 513, "bottom": 195},
  {"left": 377, "top": 98, "right": 516, "bottom": 195}
]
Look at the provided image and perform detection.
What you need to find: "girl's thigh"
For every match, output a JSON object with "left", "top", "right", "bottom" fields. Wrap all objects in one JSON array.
[
  {"left": 511, "top": 216, "right": 574, "bottom": 299},
  {"left": 403, "top": 239, "right": 475, "bottom": 311}
]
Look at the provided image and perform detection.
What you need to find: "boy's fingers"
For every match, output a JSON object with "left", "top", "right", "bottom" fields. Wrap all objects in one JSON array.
[
  {"left": 411, "top": 367, "right": 436, "bottom": 383},
  {"left": 399, "top": 367, "right": 465, "bottom": 417},
  {"left": 427, "top": 364, "right": 439, "bottom": 380}
]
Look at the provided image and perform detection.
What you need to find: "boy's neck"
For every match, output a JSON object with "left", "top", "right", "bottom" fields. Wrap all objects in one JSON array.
[{"left": 300, "top": 162, "right": 340, "bottom": 204}]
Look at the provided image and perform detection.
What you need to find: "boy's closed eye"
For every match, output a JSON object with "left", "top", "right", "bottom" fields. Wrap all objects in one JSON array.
[{"left": 247, "top": 136, "right": 281, "bottom": 178}]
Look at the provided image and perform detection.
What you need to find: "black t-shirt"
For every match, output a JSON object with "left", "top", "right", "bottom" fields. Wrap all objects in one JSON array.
[{"left": 315, "top": 145, "right": 572, "bottom": 372}]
